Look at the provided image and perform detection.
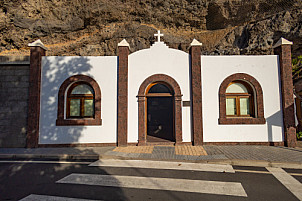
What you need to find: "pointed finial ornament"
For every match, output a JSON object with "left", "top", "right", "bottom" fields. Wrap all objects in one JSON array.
[
  {"left": 154, "top": 30, "right": 164, "bottom": 42},
  {"left": 190, "top": 39, "right": 202, "bottom": 47},
  {"left": 118, "top": 39, "right": 130, "bottom": 47},
  {"left": 273, "top": 37, "right": 293, "bottom": 48},
  {"left": 28, "top": 39, "right": 48, "bottom": 50}
]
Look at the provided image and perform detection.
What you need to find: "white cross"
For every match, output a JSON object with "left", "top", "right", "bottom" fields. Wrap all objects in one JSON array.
[{"left": 154, "top": 30, "right": 164, "bottom": 42}]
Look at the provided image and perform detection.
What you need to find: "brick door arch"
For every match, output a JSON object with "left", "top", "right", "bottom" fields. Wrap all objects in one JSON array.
[{"left": 137, "top": 74, "right": 183, "bottom": 145}]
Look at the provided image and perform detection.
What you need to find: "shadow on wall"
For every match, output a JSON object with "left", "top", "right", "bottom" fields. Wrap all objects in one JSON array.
[
  {"left": 0, "top": 157, "right": 126, "bottom": 200},
  {"left": 40, "top": 56, "right": 93, "bottom": 144},
  {"left": 266, "top": 110, "right": 284, "bottom": 142}
]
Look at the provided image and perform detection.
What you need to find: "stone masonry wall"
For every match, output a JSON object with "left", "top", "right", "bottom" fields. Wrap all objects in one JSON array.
[{"left": 0, "top": 56, "right": 30, "bottom": 147}]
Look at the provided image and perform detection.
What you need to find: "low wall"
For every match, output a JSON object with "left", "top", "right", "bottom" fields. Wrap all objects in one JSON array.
[{"left": 0, "top": 56, "right": 30, "bottom": 147}]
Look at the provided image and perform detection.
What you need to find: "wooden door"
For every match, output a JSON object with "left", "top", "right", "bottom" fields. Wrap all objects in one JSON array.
[{"left": 147, "top": 97, "right": 174, "bottom": 141}]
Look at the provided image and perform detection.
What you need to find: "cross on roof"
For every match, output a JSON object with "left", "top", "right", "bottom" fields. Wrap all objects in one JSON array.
[{"left": 154, "top": 30, "right": 164, "bottom": 42}]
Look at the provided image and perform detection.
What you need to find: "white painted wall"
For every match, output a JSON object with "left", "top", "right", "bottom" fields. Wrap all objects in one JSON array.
[
  {"left": 128, "top": 42, "right": 192, "bottom": 143},
  {"left": 39, "top": 46, "right": 283, "bottom": 144},
  {"left": 39, "top": 56, "right": 117, "bottom": 144},
  {"left": 201, "top": 55, "right": 284, "bottom": 142}
]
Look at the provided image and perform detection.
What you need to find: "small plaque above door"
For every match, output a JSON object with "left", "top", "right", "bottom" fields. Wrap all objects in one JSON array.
[{"left": 182, "top": 101, "right": 190, "bottom": 107}]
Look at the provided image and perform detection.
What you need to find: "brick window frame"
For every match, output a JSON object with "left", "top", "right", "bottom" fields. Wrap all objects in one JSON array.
[
  {"left": 137, "top": 74, "right": 183, "bottom": 145},
  {"left": 56, "top": 75, "right": 102, "bottom": 126},
  {"left": 219, "top": 73, "right": 266, "bottom": 124}
]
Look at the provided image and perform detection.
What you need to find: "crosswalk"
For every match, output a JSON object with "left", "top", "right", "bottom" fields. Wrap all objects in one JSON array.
[
  {"left": 57, "top": 174, "right": 247, "bottom": 197},
  {"left": 19, "top": 159, "right": 302, "bottom": 201},
  {"left": 89, "top": 159, "right": 235, "bottom": 173},
  {"left": 20, "top": 194, "right": 100, "bottom": 201}
]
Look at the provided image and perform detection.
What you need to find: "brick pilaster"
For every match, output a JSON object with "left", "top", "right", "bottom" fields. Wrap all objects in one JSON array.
[
  {"left": 137, "top": 96, "right": 146, "bottom": 146},
  {"left": 273, "top": 37, "right": 297, "bottom": 147},
  {"left": 26, "top": 40, "right": 47, "bottom": 148},
  {"left": 117, "top": 39, "right": 130, "bottom": 146},
  {"left": 189, "top": 39, "right": 203, "bottom": 146}
]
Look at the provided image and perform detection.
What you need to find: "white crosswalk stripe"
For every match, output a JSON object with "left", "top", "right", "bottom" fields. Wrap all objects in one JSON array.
[
  {"left": 57, "top": 173, "right": 247, "bottom": 197},
  {"left": 266, "top": 167, "right": 302, "bottom": 201},
  {"left": 19, "top": 194, "right": 101, "bottom": 201},
  {"left": 19, "top": 160, "right": 248, "bottom": 200},
  {"left": 89, "top": 159, "right": 235, "bottom": 173}
]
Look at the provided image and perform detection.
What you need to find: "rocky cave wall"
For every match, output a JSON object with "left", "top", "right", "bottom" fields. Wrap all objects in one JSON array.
[{"left": 0, "top": 0, "right": 301, "bottom": 57}]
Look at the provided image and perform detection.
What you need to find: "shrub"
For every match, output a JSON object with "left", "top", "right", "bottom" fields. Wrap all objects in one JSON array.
[{"left": 297, "top": 131, "right": 302, "bottom": 140}]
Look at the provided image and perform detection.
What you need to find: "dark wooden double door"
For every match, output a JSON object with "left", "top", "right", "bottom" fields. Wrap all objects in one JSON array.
[{"left": 147, "top": 97, "right": 174, "bottom": 142}]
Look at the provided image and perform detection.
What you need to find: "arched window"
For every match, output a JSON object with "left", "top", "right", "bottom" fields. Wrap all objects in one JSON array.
[
  {"left": 56, "top": 75, "right": 102, "bottom": 126},
  {"left": 67, "top": 82, "right": 94, "bottom": 118},
  {"left": 225, "top": 81, "right": 254, "bottom": 117},
  {"left": 219, "top": 73, "right": 265, "bottom": 124}
]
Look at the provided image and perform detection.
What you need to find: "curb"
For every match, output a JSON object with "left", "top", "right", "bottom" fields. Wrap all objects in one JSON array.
[
  {"left": 1, "top": 154, "right": 302, "bottom": 169},
  {"left": 0, "top": 154, "right": 99, "bottom": 160},
  {"left": 204, "top": 159, "right": 302, "bottom": 169}
]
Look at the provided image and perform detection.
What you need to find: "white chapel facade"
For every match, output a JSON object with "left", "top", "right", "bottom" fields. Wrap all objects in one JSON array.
[{"left": 26, "top": 31, "right": 297, "bottom": 148}]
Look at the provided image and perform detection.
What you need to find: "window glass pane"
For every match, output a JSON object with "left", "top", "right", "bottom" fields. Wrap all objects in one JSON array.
[
  {"left": 71, "top": 84, "right": 93, "bottom": 95},
  {"left": 70, "top": 99, "right": 80, "bottom": 116},
  {"left": 240, "top": 98, "right": 250, "bottom": 115},
  {"left": 226, "top": 83, "right": 248, "bottom": 93},
  {"left": 84, "top": 99, "right": 94, "bottom": 116},
  {"left": 226, "top": 98, "right": 236, "bottom": 115},
  {"left": 148, "top": 83, "right": 171, "bottom": 93}
]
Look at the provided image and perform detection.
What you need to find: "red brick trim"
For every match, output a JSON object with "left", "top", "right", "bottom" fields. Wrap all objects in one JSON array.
[
  {"left": 38, "top": 143, "right": 115, "bottom": 147},
  {"left": 219, "top": 73, "right": 266, "bottom": 124},
  {"left": 117, "top": 46, "right": 129, "bottom": 146},
  {"left": 274, "top": 45, "right": 297, "bottom": 147},
  {"left": 137, "top": 74, "right": 183, "bottom": 146},
  {"left": 203, "top": 142, "right": 284, "bottom": 146},
  {"left": 189, "top": 45, "right": 203, "bottom": 145},
  {"left": 56, "top": 75, "right": 102, "bottom": 126},
  {"left": 26, "top": 47, "right": 46, "bottom": 148}
]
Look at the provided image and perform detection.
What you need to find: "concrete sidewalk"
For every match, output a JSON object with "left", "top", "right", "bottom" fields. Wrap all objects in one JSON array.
[{"left": 1, "top": 145, "right": 302, "bottom": 168}]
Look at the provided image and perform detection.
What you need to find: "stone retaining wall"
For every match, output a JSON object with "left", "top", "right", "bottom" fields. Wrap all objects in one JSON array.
[{"left": 0, "top": 56, "right": 30, "bottom": 147}]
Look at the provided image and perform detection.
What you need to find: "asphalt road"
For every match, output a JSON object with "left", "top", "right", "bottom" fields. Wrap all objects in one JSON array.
[{"left": 0, "top": 159, "right": 301, "bottom": 201}]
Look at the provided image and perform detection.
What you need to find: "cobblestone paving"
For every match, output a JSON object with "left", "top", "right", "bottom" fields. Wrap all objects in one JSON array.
[
  {"left": 105, "top": 145, "right": 302, "bottom": 162},
  {"left": 203, "top": 145, "right": 302, "bottom": 163},
  {"left": 175, "top": 145, "right": 207, "bottom": 156},
  {"left": 1, "top": 145, "right": 301, "bottom": 163},
  {"left": 113, "top": 146, "right": 154, "bottom": 153},
  {"left": 107, "top": 145, "right": 226, "bottom": 161}
]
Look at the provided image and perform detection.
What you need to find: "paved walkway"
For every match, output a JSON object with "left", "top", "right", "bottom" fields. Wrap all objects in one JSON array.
[{"left": 1, "top": 145, "right": 302, "bottom": 168}]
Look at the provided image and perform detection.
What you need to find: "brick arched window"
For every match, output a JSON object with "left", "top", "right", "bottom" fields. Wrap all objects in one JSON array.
[
  {"left": 219, "top": 73, "right": 265, "bottom": 124},
  {"left": 56, "top": 75, "right": 102, "bottom": 126}
]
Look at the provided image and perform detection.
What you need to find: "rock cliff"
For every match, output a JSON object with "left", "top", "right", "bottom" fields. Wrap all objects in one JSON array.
[{"left": 0, "top": 0, "right": 301, "bottom": 56}]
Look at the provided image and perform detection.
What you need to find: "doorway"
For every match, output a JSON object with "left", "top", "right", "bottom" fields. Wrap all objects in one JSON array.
[{"left": 146, "top": 83, "right": 175, "bottom": 142}]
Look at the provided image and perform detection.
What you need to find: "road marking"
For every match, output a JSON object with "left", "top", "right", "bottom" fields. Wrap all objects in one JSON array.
[
  {"left": 266, "top": 167, "right": 302, "bottom": 200},
  {"left": 290, "top": 173, "right": 302, "bottom": 177},
  {"left": 57, "top": 173, "right": 247, "bottom": 197},
  {"left": 20, "top": 194, "right": 100, "bottom": 201},
  {"left": 235, "top": 169, "right": 302, "bottom": 176},
  {"left": 89, "top": 159, "right": 235, "bottom": 173},
  {"left": 234, "top": 169, "right": 270, "bottom": 174},
  {"left": 0, "top": 160, "right": 91, "bottom": 164}
]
